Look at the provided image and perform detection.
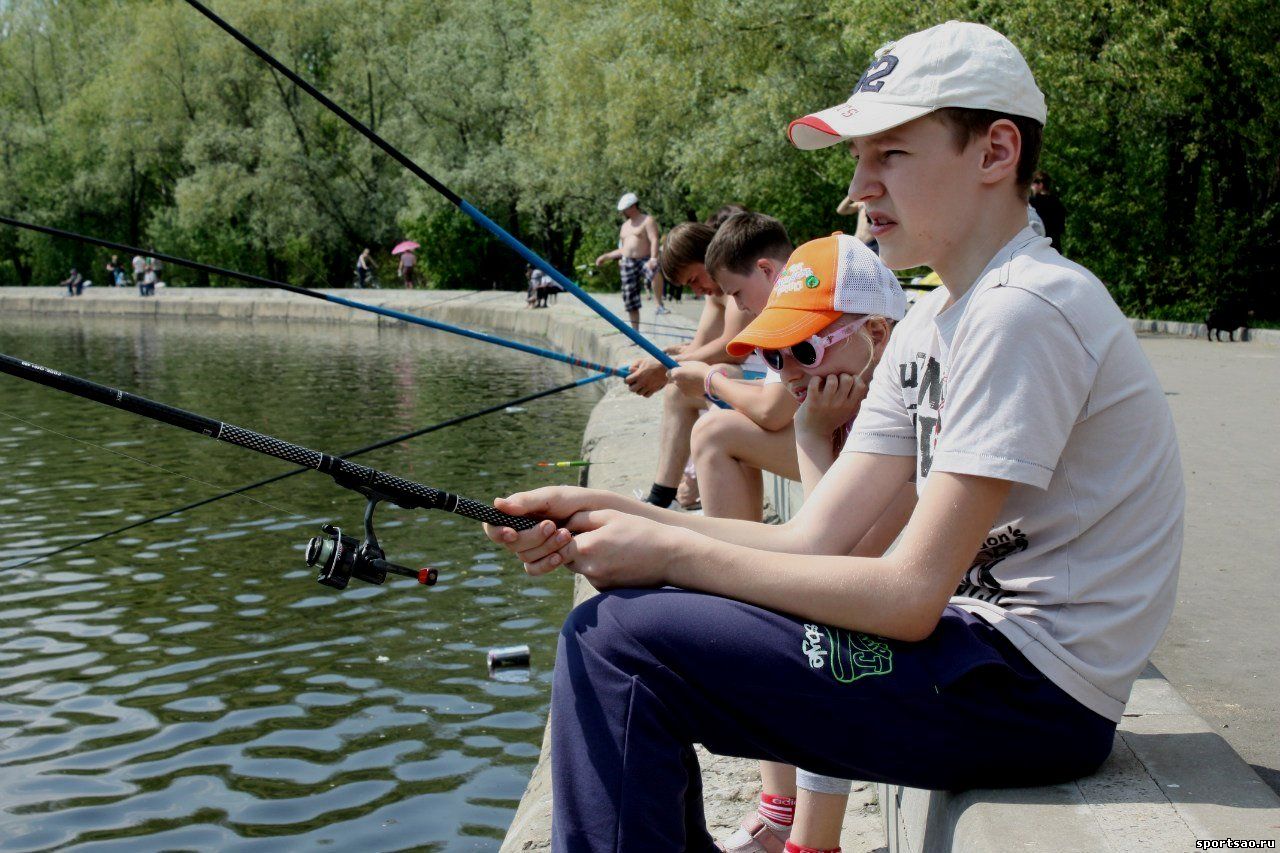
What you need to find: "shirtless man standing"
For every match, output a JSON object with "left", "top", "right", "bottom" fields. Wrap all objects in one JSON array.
[{"left": 595, "top": 192, "right": 660, "bottom": 331}]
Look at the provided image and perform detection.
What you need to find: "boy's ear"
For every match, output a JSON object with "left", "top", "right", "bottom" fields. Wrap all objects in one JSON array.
[
  {"left": 756, "top": 257, "right": 780, "bottom": 279},
  {"left": 978, "top": 119, "right": 1022, "bottom": 187}
]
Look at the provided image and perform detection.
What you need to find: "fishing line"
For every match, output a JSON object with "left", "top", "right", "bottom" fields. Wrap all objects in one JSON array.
[
  {"left": 180, "top": 0, "right": 725, "bottom": 407},
  {"left": 4, "top": 371, "right": 608, "bottom": 571},
  {"left": 0, "top": 409, "right": 306, "bottom": 523},
  {"left": 0, "top": 216, "right": 626, "bottom": 378},
  {"left": 639, "top": 320, "right": 699, "bottom": 334},
  {"left": 0, "top": 353, "right": 538, "bottom": 591}
]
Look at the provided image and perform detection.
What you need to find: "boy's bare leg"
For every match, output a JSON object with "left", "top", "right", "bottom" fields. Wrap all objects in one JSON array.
[
  {"left": 792, "top": 789, "right": 849, "bottom": 850},
  {"left": 691, "top": 410, "right": 800, "bottom": 521},
  {"left": 652, "top": 384, "right": 706, "bottom": 489}
]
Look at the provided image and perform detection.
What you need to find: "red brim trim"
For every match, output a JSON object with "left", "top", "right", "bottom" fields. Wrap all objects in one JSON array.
[{"left": 787, "top": 115, "right": 841, "bottom": 145}]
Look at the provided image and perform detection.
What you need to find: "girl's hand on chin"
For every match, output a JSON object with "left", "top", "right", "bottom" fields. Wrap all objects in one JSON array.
[{"left": 794, "top": 373, "right": 869, "bottom": 439}]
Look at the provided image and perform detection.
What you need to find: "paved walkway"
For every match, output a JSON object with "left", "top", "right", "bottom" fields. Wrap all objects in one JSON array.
[{"left": 1139, "top": 335, "right": 1280, "bottom": 794}]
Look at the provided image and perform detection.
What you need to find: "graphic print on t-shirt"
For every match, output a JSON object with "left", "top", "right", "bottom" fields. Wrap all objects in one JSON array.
[
  {"left": 956, "top": 524, "right": 1030, "bottom": 604},
  {"left": 898, "top": 349, "right": 1030, "bottom": 605},
  {"left": 900, "top": 351, "right": 943, "bottom": 479}
]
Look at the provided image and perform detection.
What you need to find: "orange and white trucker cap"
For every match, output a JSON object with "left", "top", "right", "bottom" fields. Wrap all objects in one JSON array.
[
  {"left": 787, "top": 21, "right": 1046, "bottom": 150},
  {"left": 727, "top": 234, "right": 907, "bottom": 356}
]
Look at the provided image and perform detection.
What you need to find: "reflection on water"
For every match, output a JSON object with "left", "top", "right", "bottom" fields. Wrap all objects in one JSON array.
[{"left": 0, "top": 313, "right": 597, "bottom": 850}]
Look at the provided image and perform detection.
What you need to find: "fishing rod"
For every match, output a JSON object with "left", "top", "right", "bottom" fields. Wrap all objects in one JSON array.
[
  {"left": 6, "top": 371, "right": 608, "bottom": 571},
  {"left": 0, "top": 353, "right": 538, "bottom": 591},
  {"left": 0, "top": 215, "right": 626, "bottom": 379},
  {"left": 2, "top": 216, "right": 622, "bottom": 377},
  {"left": 180, "top": 1, "right": 708, "bottom": 395}
]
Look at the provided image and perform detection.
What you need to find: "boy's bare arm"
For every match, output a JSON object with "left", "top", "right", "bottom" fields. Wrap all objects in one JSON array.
[
  {"left": 490, "top": 463, "right": 1001, "bottom": 641},
  {"left": 663, "top": 471, "right": 1008, "bottom": 640},
  {"left": 708, "top": 377, "right": 797, "bottom": 431},
  {"left": 677, "top": 298, "right": 754, "bottom": 364},
  {"left": 489, "top": 450, "right": 914, "bottom": 559},
  {"left": 683, "top": 293, "right": 725, "bottom": 349},
  {"left": 671, "top": 296, "right": 742, "bottom": 364}
]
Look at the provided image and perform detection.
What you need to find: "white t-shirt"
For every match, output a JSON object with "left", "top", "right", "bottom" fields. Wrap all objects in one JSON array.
[{"left": 847, "top": 227, "right": 1184, "bottom": 722}]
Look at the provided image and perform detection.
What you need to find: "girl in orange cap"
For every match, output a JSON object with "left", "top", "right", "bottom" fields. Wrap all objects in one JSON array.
[{"left": 713, "top": 233, "right": 917, "bottom": 853}]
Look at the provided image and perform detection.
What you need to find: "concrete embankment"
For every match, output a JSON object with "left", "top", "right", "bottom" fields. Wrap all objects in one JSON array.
[{"left": 6, "top": 286, "right": 1279, "bottom": 851}]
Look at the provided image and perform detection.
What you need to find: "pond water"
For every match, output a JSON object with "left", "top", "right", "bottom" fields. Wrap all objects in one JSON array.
[{"left": 0, "top": 313, "right": 599, "bottom": 851}]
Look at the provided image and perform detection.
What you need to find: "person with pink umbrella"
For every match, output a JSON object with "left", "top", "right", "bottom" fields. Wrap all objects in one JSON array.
[{"left": 392, "top": 239, "right": 419, "bottom": 289}]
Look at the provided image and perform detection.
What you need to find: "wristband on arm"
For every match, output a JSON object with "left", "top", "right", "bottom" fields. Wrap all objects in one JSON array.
[{"left": 704, "top": 366, "right": 728, "bottom": 402}]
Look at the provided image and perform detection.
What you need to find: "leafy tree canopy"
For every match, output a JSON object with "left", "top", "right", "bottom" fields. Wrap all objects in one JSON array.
[{"left": 1, "top": 0, "right": 1275, "bottom": 320}]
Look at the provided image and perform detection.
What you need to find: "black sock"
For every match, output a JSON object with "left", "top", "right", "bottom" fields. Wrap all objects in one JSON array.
[{"left": 645, "top": 484, "right": 678, "bottom": 507}]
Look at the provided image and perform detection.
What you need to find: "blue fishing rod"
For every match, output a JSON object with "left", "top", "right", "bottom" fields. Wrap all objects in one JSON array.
[
  {"left": 181, "top": 0, "right": 732, "bottom": 407},
  {"left": 0, "top": 215, "right": 625, "bottom": 378}
]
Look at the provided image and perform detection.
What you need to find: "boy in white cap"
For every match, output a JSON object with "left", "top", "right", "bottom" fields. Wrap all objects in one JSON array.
[
  {"left": 485, "top": 22, "right": 1183, "bottom": 852},
  {"left": 596, "top": 191, "right": 661, "bottom": 330}
]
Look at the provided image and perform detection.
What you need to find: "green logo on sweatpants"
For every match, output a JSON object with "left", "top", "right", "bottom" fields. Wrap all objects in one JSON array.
[{"left": 804, "top": 624, "right": 893, "bottom": 682}]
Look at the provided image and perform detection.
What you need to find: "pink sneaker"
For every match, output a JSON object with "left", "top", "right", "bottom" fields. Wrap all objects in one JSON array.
[{"left": 715, "top": 814, "right": 791, "bottom": 853}]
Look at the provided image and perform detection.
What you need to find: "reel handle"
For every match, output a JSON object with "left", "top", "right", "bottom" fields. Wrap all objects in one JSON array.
[{"left": 372, "top": 558, "right": 438, "bottom": 586}]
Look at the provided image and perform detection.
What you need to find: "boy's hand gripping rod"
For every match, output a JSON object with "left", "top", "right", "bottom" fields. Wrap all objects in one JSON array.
[{"left": 0, "top": 353, "right": 536, "bottom": 591}]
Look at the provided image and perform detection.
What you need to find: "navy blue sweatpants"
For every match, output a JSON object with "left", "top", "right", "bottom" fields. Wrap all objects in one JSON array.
[{"left": 550, "top": 588, "right": 1116, "bottom": 852}]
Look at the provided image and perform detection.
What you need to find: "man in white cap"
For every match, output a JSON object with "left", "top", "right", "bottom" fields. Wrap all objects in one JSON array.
[
  {"left": 596, "top": 191, "right": 662, "bottom": 330},
  {"left": 484, "top": 22, "right": 1184, "bottom": 852}
]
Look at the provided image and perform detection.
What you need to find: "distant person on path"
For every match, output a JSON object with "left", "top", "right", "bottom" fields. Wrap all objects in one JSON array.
[
  {"left": 355, "top": 248, "right": 375, "bottom": 288},
  {"left": 537, "top": 272, "right": 563, "bottom": 308},
  {"left": 60, "top": 268, "right": 84, "bottom": 296},
  {"left": 1029, "top": 169, "right": 1067, "bottom": 250},
  {"left": 526, "top": 265, "right": 539, "bottom": 307},
  {"left": 105, "top": 255, "right": 122, "bottom": 287},
  {"left": 141, "top": 268, "right": 157, "bottom": 297},
  {"left": 398, "top": 247, "right": 417, "bottom": 289},
  {"left": 131, "top": 254, "right": 146, "bottom": 288},
  {"left": 595, "top": 192, "right": 660, "bottom": 331}
]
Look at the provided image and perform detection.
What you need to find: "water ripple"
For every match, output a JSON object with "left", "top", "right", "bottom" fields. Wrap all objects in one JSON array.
[{"left": 0, "top": 314, "right": 590, "bottom": 849}]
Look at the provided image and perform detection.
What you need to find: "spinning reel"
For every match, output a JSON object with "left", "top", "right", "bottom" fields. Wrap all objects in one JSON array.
[{"left": 305, "top": 493, "right": 438, "bottom": 590}]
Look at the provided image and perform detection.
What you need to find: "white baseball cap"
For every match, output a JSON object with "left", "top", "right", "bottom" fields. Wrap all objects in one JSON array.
[
  {"left": 788, "top": 21, "right": 1046, "bottom": 151},
  {"left": 616, "top": 192, "right": 639, "bottom": 211}
]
